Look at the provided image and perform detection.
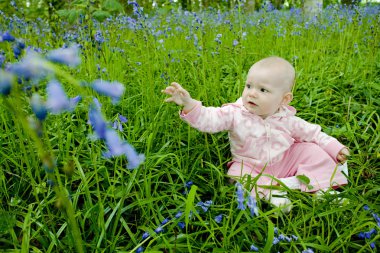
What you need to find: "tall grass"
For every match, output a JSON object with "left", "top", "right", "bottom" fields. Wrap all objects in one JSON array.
[{"left": 0, "top": 4, "right": 379, "bottom": 252}]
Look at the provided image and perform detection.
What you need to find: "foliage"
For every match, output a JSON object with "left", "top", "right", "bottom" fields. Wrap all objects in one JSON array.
[{"left": 1, "top": 3, "right": 380, "bottom": 253}]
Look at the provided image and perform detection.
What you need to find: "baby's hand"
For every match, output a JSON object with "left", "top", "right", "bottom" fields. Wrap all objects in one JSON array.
[
  {"left": 337, "top": 147, "right": 350, "bottom": 164},
  {"left": 162, "top": 82, "right": 197, "bottom": 113}
]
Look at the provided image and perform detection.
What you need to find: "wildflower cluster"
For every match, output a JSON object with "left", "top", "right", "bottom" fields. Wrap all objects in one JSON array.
[
  {"left": 272, "top": 227, "right": 299, "bottom": 245},
  {"left": 235, "top": 182, "right": 259, "bottom": 217},
  {"left": 0, "top": 31, "right": 144, "bottom": 170},
  {"left": 358, "top": 205, "right": 379, "bottom": 250}
]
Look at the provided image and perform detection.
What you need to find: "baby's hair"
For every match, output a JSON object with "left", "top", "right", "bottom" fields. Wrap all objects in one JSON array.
[{"left": 251, "top": 56, "right": 295, "bottom": 92}]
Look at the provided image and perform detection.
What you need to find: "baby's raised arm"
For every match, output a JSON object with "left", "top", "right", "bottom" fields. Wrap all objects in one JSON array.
[{"left": 162, "top": 82, "right": 198, "bottom": 113}]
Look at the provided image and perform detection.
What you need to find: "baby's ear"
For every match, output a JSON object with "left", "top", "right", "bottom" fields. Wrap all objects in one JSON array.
[{"left": 282, "top": 92, "right": 293, "bottom": 105}]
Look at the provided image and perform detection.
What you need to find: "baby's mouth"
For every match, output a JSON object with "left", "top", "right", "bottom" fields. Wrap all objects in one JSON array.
[{"left": 248, "top": 101, "right": 257, "bottom": 106}]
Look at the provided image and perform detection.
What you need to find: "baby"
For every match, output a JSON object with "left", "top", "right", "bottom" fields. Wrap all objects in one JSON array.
[{"left": 162, "top": 56, "right": 349, "bottom": 213}]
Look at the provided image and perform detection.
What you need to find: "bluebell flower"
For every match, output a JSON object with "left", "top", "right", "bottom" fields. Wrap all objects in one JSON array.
[
  {"left": 118, "top": 114, "right": 127, "bottom": 123},
  {"left": 154, "top": 226, "right": 164, "bottom": 234},
  {"left": 250, "top": 244, "right": 259, "bottom": 251},
  {"left": 274, "top": 227, "right": 279, "bottom": 235},
  {"left": 2, "top": 31, "right": 15, "bottom": 42},
  {"left": 0, "top": 70, "right": 15, "bottom": 95},
  {"left": 113, "top": 121, "right": 123, "bottom": 132},
  {"left": 46, "top": 80, "right": 77, "bottom": 114},
  {"left": 272, "top": 237, "right": 280, "bottom": 245},
  {"left": 0, "top": 54, "right": 5, "bottom": 67},
  {"left": 103, "top": 129, "right": 128, "bottom": 157},
  {"left": 94, "top": 30, "right": 104, "bottom": 44},
  {"left": 235, "top": 182, "right": 246, "bottom": 210},
  {"left": 13, "top": 45, "right": 22, "bottom": 59},
  {"left": 175, "top": 211, "right": 183, "bottom": 219},
  {"left": 177, "top": 222, "right": 185, "bottom": 229},
  {"left": 233, "top": 40, "right": 239, "bottom": 46},
  {"left": 123, "top": 141, "right": 145, "bottom": 169},
  {"left": 302, "top": 249, "right": 314, "bottom": 253},
  {"left": 364, "top": 205, "right": 370, "bottom": 211},
  {"left": 278, "top": 234, "right": 286, "bottom": 241},
  {"left": 46, "top": 45, "right": 81, "bottom": 67},
  {"left": 370, "top": 242, "right": 375, "bottom": 249},
  {"left": 142, "top": 231, "right": 150, "bottom": 240},
  {"left": 161, "top": 218, "right": 171, "bottom": 225},
  {"left": 92, "top": 79, "right": 125, "bottom": 104},
  {"left": 197, "top": 200, "right": 212, "bottom": 212},
  {"left": 8, "top": 52, "right": 51, "bottom": 80},
  {"left": 185, "top": 181, "right": 193, "bottom": 188},
  {"left": 247, "top": 195, "right": 259, "bottom": 216},
  {"left": 136, "top": 246, "right": 144, "bottom": 253},
  {"left": 214, "top": 214, "right": 223, "bottom": 223},
  {"left": 88, "top": 104, "right": 107, "bottom": 139},
  {"left": 291, "top": 235, "right": 298, "bottom": 241},
  {"left": 31, "top": 93, "right": 47, "bottom": 121}
]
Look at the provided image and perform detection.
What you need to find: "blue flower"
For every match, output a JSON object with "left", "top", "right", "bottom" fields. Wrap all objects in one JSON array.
[
  {"left": 31, "top": 93, "right": 47, "bottom": 121},
  {"left": 364, "top": 205, "right": 370, "bottom": 211},
  {"left": 370, "top": 242, "right": 375, "bottom": 249},
  {"left": 154, "top": 226, "right": 164, "bottom": 234},
  {"left": 142, "top": 231, "right": 150, "bottom": 240},
  {"left": 250, "top": 244, "right": 259, "bottom": 251},
  {"left": 0, "top": 70, "right": 15, "bottom": 95},
  {"left": 2, "top": 31, "right": 15, "bottom": 42},
  {"left": 196, "top": 200, "right": 212, "bottom": 212},
  {"left": 247, "top": 195, "right": 259, "bottom": 216},
  {"left": 46, "top": 80, "right": 78, "bottom": 114},
  {"left": 214, "top": 214, "right": 223, "bottom": 223},
  {"left": 92, "top": 79, "right": 125, "bottom": 104},
  {"left": 174, "top": 211, "right": 183, "bottom": 219},
  {"left": 0, "top": 54, "right": 5, "bottom": 67},
  {"left": 235, "top": 182, "right": 246, "bottom": 210},
  {"left": 8, "top": 52, "right": 51, "bottom": 80},
  {"left": 46, "top": 45, "right": 81, "bottom": 67},
  {"left": 177, "top": 222, "right": 185, "bottom": 229},
  {"left": 302, "top": 249, "right": 314, "bottom": 253},
  {"left": 272, "top": 237, "right": 280, "bottom": 245},
  {"left": 136, "top": 246, "right": 144, "bottom": 253},
  {"left": 118, "top": 114, "right": 128, "bottom": 123},
  {"left": 88, "top": 104, "right": 107, "bottom": 139},
  {"left": 233, "top": 40, "right": 239, "bottom": 46},
  {"left": 161, "top": 218, "right": 170, "bottom": 225}
]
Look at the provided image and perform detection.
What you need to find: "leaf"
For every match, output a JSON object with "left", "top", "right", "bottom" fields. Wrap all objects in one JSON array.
[
  {"left": 185, "top": 185, "right": 198, "bottom": 228},
  {"left": 102, "top": 0, "right": 124, "bottom": 13},
  {"left": 92, "top": 10, "right": 112, "bottom": 22},
  {"left": 296, "top": 174, "right": 311, "bottom": 185}
]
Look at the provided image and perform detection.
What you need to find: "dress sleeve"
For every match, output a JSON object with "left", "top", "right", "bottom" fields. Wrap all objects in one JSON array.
[{"left": 180, "top": 101, "right": 235, "bottom": 133}]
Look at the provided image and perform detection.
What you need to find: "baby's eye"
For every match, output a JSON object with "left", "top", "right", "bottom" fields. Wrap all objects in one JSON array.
[
  {"left": 260, "top": 88, "right": 269, "bottom": 93},
  {"left": 246, "top": 84, "right": 251, "bottom": 89}
]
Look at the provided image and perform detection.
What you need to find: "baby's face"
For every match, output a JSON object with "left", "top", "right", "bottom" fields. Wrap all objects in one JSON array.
[{"left": 242, "top": 65, "right": 291, "bottom": 119}]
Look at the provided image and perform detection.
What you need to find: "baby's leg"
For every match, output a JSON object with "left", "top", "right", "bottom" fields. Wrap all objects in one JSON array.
[{"left": 286, "top": 143, "right": 348, "bottom": 192}]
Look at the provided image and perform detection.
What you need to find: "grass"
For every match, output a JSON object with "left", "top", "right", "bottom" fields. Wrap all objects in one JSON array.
[{"left": 0, "top": 4, "right": 379, "bottom": 253}]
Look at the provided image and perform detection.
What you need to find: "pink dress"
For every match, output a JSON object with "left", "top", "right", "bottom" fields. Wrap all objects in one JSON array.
[{"left": 180, "top": 98, "right": 348, "bottom": 196}]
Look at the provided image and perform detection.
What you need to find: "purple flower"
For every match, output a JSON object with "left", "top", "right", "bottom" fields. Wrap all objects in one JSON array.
[
  {"left": 214, "top": 214, "right": 223, "bottom": 223},
  {"left": 370, "top": 242, "right": 375, "bottom": 249},
  {"left": 233, "top": 40, "right": 239, "bottom": 47},
  {"left": 31, "top": 93, "right": 47, "bottom": 121},
  {"left": 123, "top": 142, "right": 145, "bottom": 169},
  {"left": 364, "top": 205, "right": 370, "bottom": 211},
  {"left": 2, "top": 31, "right": 15, "bottom": 42},
  {"left": 88, "top": 104, "right": 107, "bottom": 139},
  {"left": 46, "top": 80, "right": 77, "bottom": 114},
  {"left": 0, "top": 70, "right": 15, "bottom": 95},
  {"left": 272, "top": 237, "right": 280, "bottom": 245},
  {"left": 142, "top": 232, "right": 150, "bottom": 240},
  {"left": 92, "top": 79, "right": 125, "bottom": 103},
  {"left": 46, "top": 45, "right": 81, "bottom": 67},
  {"left": 136, "top": 246, "right": 144, "bottom": 253},
  {"left": 250, "top": 244, "right": 259, "bottom": 251}
]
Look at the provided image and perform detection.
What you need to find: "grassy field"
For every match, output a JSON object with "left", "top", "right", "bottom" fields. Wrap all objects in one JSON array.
[{"left": 0, "top": 3, "right": 379, "bottom": 253}]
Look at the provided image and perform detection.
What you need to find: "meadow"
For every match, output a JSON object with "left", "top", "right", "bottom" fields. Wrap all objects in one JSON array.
[{"left": 0, "top": 3, "right": 379, "bottom": 252}]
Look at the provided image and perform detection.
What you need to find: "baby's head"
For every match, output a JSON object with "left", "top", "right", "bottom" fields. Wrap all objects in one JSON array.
[{"left": 242, "top": 56, "right": 295, "bottom": 118}]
